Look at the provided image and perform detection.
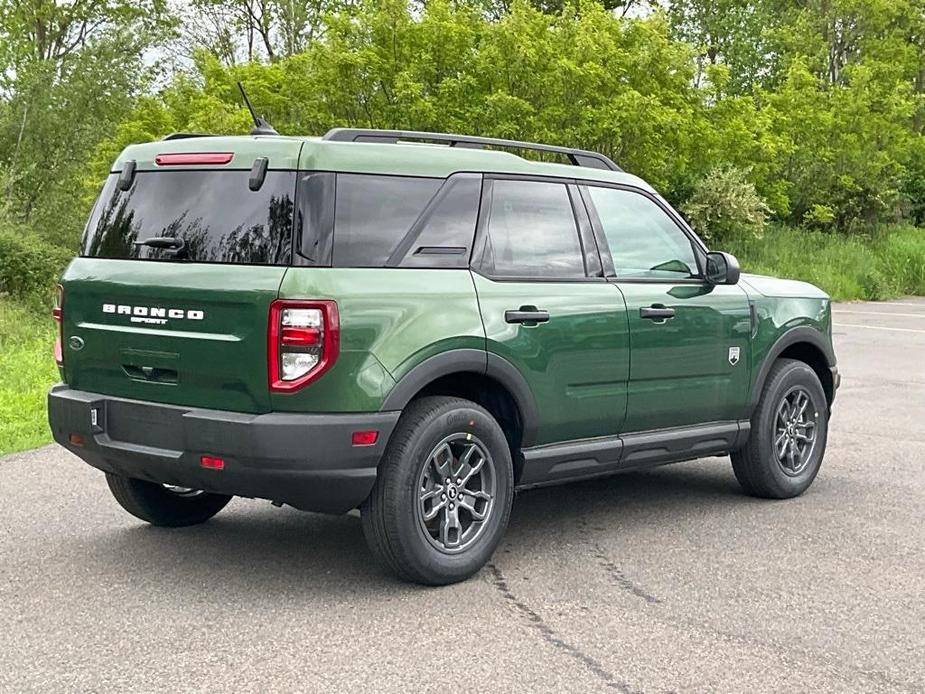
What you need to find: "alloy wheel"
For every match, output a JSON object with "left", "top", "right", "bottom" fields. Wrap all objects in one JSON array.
[
  {"left": 773, "top": 386, "right": 819, "bottom": 476},
  {"left": 416, "top": 434, "right": 496, "bottom": 554}
]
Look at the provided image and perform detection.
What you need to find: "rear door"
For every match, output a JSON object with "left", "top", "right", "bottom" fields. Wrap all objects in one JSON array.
[
  {"left": 62, "top": 162, "right": 298, "bottom": 413},
  {"left": 580, "top": 184, "right": 751, "bottom": 432},
  {"left": 471, "top": 177, "right": 629, "bottom": 446}
]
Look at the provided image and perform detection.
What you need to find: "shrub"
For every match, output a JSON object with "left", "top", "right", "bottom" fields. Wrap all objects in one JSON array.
[
  {"left": 681, "top": 166, "right": 770, "bottom": 245},
  {"left": 726, "top": 224, "right": 925, "bottom": 301},
  {"left": 802, "top": 204, "right": 836, "bottom": 230},
  {"left": 0, "top": 224, "right": 73, "bottom": 302}
]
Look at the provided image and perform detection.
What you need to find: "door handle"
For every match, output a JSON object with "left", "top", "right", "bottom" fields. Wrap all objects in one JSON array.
[
  {"left": 505, "top": 307, "right": 550, "bottom": 324},
  {"left": 640, "top": 305, "right": 676, "bottom": 321}
]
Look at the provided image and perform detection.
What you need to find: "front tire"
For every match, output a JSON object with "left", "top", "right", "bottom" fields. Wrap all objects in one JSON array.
[
  {"left": 732, "top": 358, "right": 829, "bottom": 499},
  {"left": 362, "top": 396, "right": 514, "bottom": 585},
  {"left": 106, "top": 474, "right": 231, "bottom": 527}
]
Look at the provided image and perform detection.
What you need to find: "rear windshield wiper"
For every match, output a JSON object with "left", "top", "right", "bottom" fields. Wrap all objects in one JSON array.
[{"left": 134, "top": 237, "right": 188, "bottom": 259}]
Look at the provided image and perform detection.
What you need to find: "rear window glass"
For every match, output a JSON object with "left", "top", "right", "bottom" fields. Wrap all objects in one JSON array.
[
  {"left": 332, "top": 174, "right": 442, "bottom": 267},
  {"left": 81, "top": 170, "right": 296, "bottom": 265}
]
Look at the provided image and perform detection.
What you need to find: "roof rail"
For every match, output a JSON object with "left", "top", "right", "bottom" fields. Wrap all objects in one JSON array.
[
  {"left": 322, "top": 128, "right": 622, "bottom": 172},
  {"left": 161, "top": 132, "right": 212, "bottom": 141}
]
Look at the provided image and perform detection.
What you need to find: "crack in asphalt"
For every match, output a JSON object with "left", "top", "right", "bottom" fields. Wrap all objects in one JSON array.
[
  {"left": 577, "top": 518, "right": 663, "bottom": 605},
  {"left": 485, "top": 563, "right": 647, "bottom": 694},
  {"left": 588, "top": 545, "right": 663, "bottom": 605}
]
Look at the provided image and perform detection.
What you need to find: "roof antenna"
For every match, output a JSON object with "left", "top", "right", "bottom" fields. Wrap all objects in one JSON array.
[{"left": 237, "top": 82, "right": 279, "bottom": 136}]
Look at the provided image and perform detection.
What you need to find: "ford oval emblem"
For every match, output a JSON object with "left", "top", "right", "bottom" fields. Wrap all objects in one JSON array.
[{"left": 68, "top": 335, "right": 85, "bottom": 351}]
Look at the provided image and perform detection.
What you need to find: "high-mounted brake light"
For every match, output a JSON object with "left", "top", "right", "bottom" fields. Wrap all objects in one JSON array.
[
  {"left": 268, "top": 300, "right": 339, "bottom": 392},
  {"left": 53, "top": 284, "right": 64, "bottom": 367},
  {"left": 155, "top": 152, "right": 234, "bottom": 166}
]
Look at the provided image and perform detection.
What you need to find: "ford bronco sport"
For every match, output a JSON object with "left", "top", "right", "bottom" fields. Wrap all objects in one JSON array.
[{"left": 48, "top": 127, "right": 839, "bottom": 585}]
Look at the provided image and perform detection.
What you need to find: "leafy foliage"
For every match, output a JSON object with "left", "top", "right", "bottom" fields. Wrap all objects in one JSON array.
[
  {"left": 0, "top": 223, "right": 72, "bottom": 300},
  {"left": 682, "top": 166, "right": 770, "bottom": 243},
  {"left": 0, "top": 0, "right": 924, "bottom": 257}
]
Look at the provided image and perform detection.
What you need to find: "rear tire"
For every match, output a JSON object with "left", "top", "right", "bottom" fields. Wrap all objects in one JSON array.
[
  {"left": 106, "top": 474, "right": 231, "bottom": 527},
  {"left": 362, "top": 396, "right": 514, "bottom": 586},
  {"left": 732, "top": 358, "right": 829, "bottom": 499}
]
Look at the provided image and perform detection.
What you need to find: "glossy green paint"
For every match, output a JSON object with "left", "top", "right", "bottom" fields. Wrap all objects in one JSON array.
[
  {"left": 113, "top": 136, "right": 304, "bottom": 171},
  {"left": 740, "top": 273, "right": 829, "bottom": 300},
  {"left": 298, "top": 139, "right": 650, "bottom": 188},
  {"left": 616, "top": 281, "right": 752, "bottom": 432},
  {"left": 471, "top": 273, "right": 630, "bottom": 445},
  {"left": 274, "top": 268, "right": 484, "bottom": 413},
  {"left": 63, "top": 135, "right": 837, "bottom": 447},
  {"left": 60, "top": 258, "right": 286, "bottom": 413},
  {"left": 116, "top": 133, "right": 653, "bottom": 188},
  {"left": 740, "top": 274, "right": 834, "bottom": 403}
]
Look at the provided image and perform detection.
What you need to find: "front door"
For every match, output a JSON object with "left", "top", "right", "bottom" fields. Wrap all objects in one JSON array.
[
  {"left": 580, "top": 184, "right": 751, "bottom": 432},
  {"left": 471, "top": 177, "right": 630, "bottom": 446}
]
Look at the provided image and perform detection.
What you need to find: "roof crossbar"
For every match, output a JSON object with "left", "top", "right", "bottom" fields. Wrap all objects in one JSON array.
[{"left": 321, "top": 128, "right": 622, "bottom": 172}]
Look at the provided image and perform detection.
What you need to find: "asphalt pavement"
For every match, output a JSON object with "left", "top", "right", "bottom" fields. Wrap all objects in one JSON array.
[{"left": 2, "top": 299, "right": 924, "bottom": 693}]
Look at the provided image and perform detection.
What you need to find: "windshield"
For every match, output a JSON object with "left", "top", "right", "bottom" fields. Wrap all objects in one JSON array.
[{"left": 81, "top": 170, "right": 296, "bottom": 265}]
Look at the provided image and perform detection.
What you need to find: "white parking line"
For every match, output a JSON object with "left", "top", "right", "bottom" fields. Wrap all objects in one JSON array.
[
  {"left": 843, "top": 301, "right": 925, "bottom": 308},
  {"left": 835, "top": 322, "right": 925, "bottom": 334},
  {"left": 834, "top": 310, "right": 925, "bottom": 318}
]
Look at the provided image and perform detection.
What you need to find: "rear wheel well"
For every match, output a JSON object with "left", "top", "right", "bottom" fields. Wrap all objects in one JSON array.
[
  {"left": 413, "top": 372, "right": 525, "bottom": 483},
  {"left": 777, "top": 342, "right": 834, "bottom": 405}
]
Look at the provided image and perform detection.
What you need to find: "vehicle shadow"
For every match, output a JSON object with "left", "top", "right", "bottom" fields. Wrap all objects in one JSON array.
[{"left": 85, "top": 458, "right": 749, "bottom": 595}]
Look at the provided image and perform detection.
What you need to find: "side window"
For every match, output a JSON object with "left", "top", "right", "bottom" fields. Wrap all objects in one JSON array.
[
  {"left": 395, "top": 174, "right": 481, "bottom": 268},
  {"left": 297, "top": 172, "right": 335, "bottom": 265},
  {"left": 483, "top": 180, "right": 586, "bottom": 278},
  {"left": 333, "top": 174, "right": 441, "bottom": 267},
  {"left": 586, "top": 186, "right": 698, "bottom": 279}
]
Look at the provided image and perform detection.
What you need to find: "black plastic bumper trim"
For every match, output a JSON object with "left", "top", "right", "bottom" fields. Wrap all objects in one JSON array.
[{"left": 47, "top": 384, "right": 399, "bottom": 514}]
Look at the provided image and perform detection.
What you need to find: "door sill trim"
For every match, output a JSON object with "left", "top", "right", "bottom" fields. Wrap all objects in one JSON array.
[{"left": 517, "top": 420, "right": 749, "bottom": 489}]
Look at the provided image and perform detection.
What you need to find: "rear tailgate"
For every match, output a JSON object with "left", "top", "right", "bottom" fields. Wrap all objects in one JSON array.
[
  {"left": 61, "top": 138, "right": 303, "bottom": 413},
  {"left": 61, "top": 259, "right": 285, "bottom": 413}
]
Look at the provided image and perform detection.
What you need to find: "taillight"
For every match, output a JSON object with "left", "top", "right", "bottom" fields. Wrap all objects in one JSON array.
[
  {"left": 53, "top": 284, "right": 64, "bottom": 366},
  {"left": 268, "top": 300, "right": 339, "bottom": 392}
]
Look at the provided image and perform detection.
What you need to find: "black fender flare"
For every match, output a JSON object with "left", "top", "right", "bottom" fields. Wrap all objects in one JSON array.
[
  {"left": 749, "top": 326, "right": 836, "bottom": 413},
  {"left": 380, "top": 348, "right": 539, "bottom": 447}
]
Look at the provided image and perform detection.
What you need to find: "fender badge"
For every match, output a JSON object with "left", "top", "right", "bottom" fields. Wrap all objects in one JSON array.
[
  {"left": 68, "top": 336, "right": 85, "bottom": 351},
  {"left": 728, "top": 346, "right": 740, "bottom": 366}
]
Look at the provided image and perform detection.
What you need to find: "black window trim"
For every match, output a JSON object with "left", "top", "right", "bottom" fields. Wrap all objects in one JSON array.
[
  {"left": 470, "top": 175, "right": 608, "bottom": 283},
  {"left": 385, "top": 172, "right": 483, "bottom": 269},
  {"left": 578, "top": 181, "right": 709, "bottom": 284}
]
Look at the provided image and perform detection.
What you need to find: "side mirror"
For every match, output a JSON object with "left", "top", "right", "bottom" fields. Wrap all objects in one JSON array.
[{"left": 705, "top": 251, "right": 741, "bottom": 285}]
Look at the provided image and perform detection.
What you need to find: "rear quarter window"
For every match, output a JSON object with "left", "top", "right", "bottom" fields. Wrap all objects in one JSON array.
[
  {"left": 332, "top": 174, "right": 442, "bottom": 267},
  {"left": 81, "top": 170, "right": 296, "bottom": 265}
]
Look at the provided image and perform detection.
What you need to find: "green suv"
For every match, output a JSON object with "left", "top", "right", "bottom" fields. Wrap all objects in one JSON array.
[{"left": 48, "top": 128, "right": 839, "bottom": 585}]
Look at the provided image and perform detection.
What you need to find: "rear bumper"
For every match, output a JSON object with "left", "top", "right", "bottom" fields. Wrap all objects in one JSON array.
[{"left": 48, "top": 384, "right": 399, "bottom": 514}]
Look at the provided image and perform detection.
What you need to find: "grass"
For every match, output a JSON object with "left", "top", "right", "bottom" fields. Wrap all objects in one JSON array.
[
  {"left": 0, "top": 297, "right": 58, "bottom": 455},
  {"left": 0, "top": 224, "right": 922, "bottom": 456},
  {"left": 728, "top": 224, "right": 925, "bottom": 301}
]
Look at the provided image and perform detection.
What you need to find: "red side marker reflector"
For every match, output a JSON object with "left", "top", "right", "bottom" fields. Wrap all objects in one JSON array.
[
  {"left": 200, "top": 455, "right": 225, "bottom": 470},
  {"left": 155, "top": 152, "right": 234, "bottom": 166},
  {"left": 52, "top": 303, "right": 63, "bottom": 366},
  {"left": 68, "top": 433, "right": 84, "bottom": 447},
  {"left": 352, "top": 431, "right": 379, "bottom": 447}
]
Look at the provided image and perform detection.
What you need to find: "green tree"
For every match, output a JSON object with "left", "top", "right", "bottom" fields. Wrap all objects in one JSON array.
[{"left": 0, "top": 0, "right": 174, "bottom": 244}]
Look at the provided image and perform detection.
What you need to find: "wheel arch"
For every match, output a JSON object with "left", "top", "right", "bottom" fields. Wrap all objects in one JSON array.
[
  {"left": 380, "top": 349, "right": 539, "bottom": 480},
  {"left": 750, "top": 327, "right": 836, "bottom": 413}
]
